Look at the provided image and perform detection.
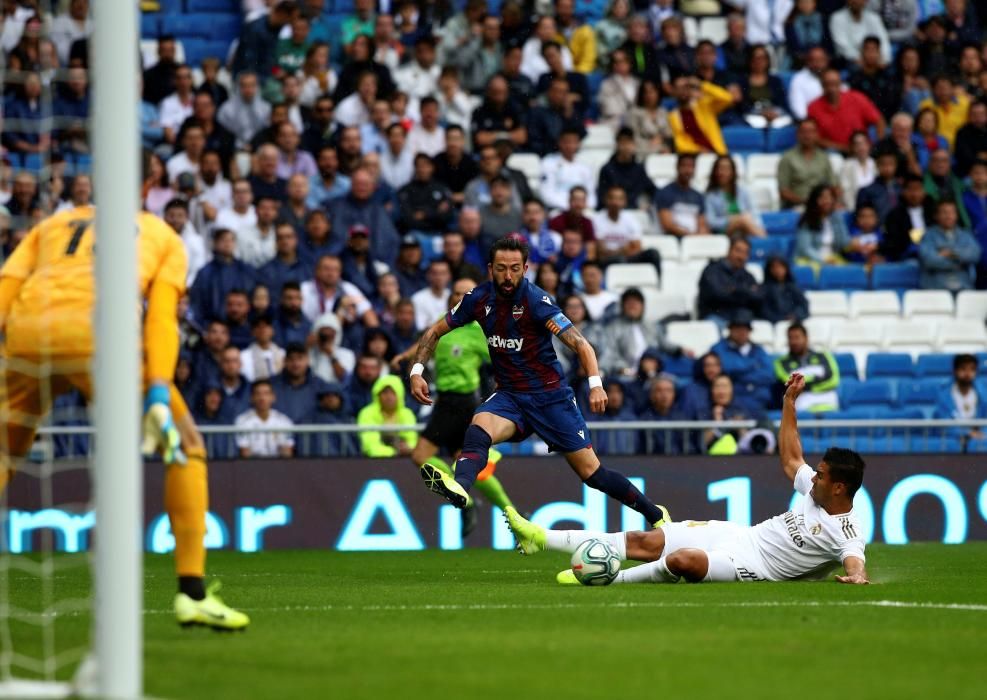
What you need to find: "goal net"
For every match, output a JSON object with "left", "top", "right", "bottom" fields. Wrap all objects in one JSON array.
[{"left": 0, "top": 1, "right": 141, "bottom": 697}]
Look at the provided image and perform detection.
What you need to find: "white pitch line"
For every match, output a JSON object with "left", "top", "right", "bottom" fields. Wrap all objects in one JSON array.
[{"left": 135, "top": 599, "right": 987, "bottom": 616}]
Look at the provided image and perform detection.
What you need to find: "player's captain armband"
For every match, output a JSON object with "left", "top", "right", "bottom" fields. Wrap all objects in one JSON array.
[{"left": 545, "top": 312, "right": 573, "bottom": 336}]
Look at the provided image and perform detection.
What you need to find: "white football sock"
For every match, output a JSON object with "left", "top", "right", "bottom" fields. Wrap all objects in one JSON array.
[
  {"left": 616, "top": 557, "right": 680, "bottom": 584},
  {"left": 545, "top": 530, "right": 627, "bottom": 559}
]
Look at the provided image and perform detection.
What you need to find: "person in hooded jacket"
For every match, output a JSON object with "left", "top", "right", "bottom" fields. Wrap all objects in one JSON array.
[
  {"left": 357, "top": 375, "right": 419, "bottom": 458},
  {"left": 679, "top": 351, "right": 722, "bottom": 420},
  {"left": 760, "top": 256, "right": 809, "bottom": 324},
  {"left": 298, "top": 382, "right": 356, "bottom": 457},
  {"left": 309, "top": 312, "right": 356, "bottom": 384}
]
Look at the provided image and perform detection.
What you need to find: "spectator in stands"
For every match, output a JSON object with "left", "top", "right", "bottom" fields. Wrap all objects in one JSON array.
[
  {"left": 720, "top": 12, "right": 750, "bottom": 79},
  {"left": 273, "top": 122, "right": 316, "bottom": 179},
  {"left": 578, "top": 261, "right": 618, "bottom": 322},
  {"left": 391, "top": 235, "right": 425, "bottom": 298},
  {"left": 724, "top": 0, "right": 791, "bottom": 46},
  {"left": 339, "top": 224, "right": 380, "bottom": 301},
  {"left": 639, "top": 375, "right": 689, "bottom": 454},
  {"left": 433, "top": 126, "right": 477, "bottom": 208},
  {"left": 279, "top": 174, "right": 310, "bottom": 235},
  {"left": 478, "top": 175, "right": 523, "bottom": 242},
  {"left": 840, "top": 131, "right": 877, "bottom": 210},
  {"left": 302, "top": 382, "right": 355, "bottom": 456},
  {"left": 602, "top": 288, "right": 683, "bottom": 377},
  {"left": 795, "top": 184, "right": 851, "bottom": 266},
  {"left": 963, "top": 160, "right": 987, "bottom": 232},
  {"left": 218, "top": 72, "right": 271, "bottom": 151},
  {"left": 534, "top": 263, "right": 561, "bottom": 301},
  {"left": 829, "top": 0, "right": 891, "bottom": 66},
  {"left": 521, "top": 15, "right": 574, "bottom": 83},
  {"left": 190, "top": 229, "right": 256, "bottom": 325},
  {"left": 215, "top": 178, "right": 257, "bottom": 239},
  {"left": 142, "top": 35, "right": 178, "bottom": 106},
  {"left": 597, "top": 49, "right": 639, "bottom": 130},
  {"left": 359, "top": 99, "right": 391, "bottom": 156},
  {"left": 271, "top": 342, "right": 329, "bottom": 425},
  {"left": 379, "top": 122, "right": 414, "bottom": 190},
  {"left": 346, "top": 354, "right": 383, "bottom": 418},
  {"left": 698, "top": 235, "right": 761, "bottom": 324},
  {"left": 914, "top": 109, "right": 948, "bottom": 172},
  {"left": 761, "top": 256, "right": 809, "bottom": 323},
  {"left": 774, "top": 322, "right": 840, "bottom": 413},
  {"left": 935, "top": 354, "right": 987, "bottom": 439},
  {"left": 217, "top": 346, "right": 252, "bottom": 422},
  {"left": 871, "top": 0, "right": 918, "bottom": 44},
  {"left": 693, "top": 40, "right": 731, "bottom": 92},
  {"left": 536, "top": 41, "right": 590, "bottom": 120},
  {"left": 249, "top": 144, "right": 288, "bottom": 202},
  {"left": 540, "top": 129, "right": 595, "bottom": 210},
  {"left": 224, "top": 290, "right": 253, "bottom": 351},
  {"left": 548, "top": 186, "right": 596, "bottom": 245},
  {"left": 194, "top": 385, "right": 236, "bottom": 459},
  {"left": 407, "top": 96, "right": 446, "bottom": 158},
  {"left": 554, "top": 0, "right": 596, "bottom": 73},
  {"left": 440, "top": 232, "right": 484, "bottom": 284},
  {"left": 700, "top": 374, "right": 756, "bottom": 455},
  {"left": 845, "top": 204, "right": 885, "bottom": 264},
  {"left": 919, "top": 200, "right": 982, "bottom": 292},
  {"left": 679, "top": 351, "right": 722, "bottom": 419},
  {"left": 191, "top": 320, "right": 230, "bottom": 394},
  {"left": 597, "top": 128, "right": 658, "bottom": 211},
  {"left": 159, "top": 64, "right": 195, "bottom": 144},
  {"left": 373, "top": 273, "right": 403, "bottom": 327},
  {"left": 628, "top": 79, "right": 673, "bottom": 157},
  {"left": 240, "top": 314, "right": 285, "bottom": 383},
  {"left": 919, "top": 75, "right": 970, "bottom": 151},
  {"left": 53, "top": 67, "right": 89, "bottom": 155},
  {"left": 275, "top": 15, "right": 312, "bottom": 78},
  {"left": 235, "top": 195, "right": 278, "bottom": 267},
  {"left": 301, "top": 96, "right": 335, "bottom": 156},
  {"left": 955, "top": 101, "right": 987, "bottom": 178},
  {"left": 395, "top": 36, "right": 441, "bottom": 101},
  {"left": 925, "top": 148, "right": 969, "bottom": 228},
  {"left": 519, "top": 199, "right": 563, "bottom": 269},
  {"left": 593, "top": 379, "right": 639, "bottom": 456},
  {"left": 705, "top": 155, "right": 765, "bottom": 238},
  {"left": 787, "top": 45, "right": 827, "bottom": 120},
  {"left": 656, "top": 154, "right": 709, "bottom": 237},
  {"left": 620, "top": 15, "right": 662, "bottom": 86},
  {"left": 163, "top": 198, "right": 207, "bottom": 284},
  {"left": 712, "top": 309, "right": 774, "bottom": 413},
  {"left": 856, "top": 147, "right": 900, "bottom": 221},
  {"left": 195, "top": 151, "right": 232, "bottom": 228},
  {"left": 849, "top": 36, "right": 900, "bottom": 122},
  {"left": 412, "top": 259, "right": 452, "bottom": 330},
  {"left": 785, "top": 0, "right": 831, "bottom": 64},
  {"left": 668, "top": 75, "right": 735, "bottom": 155},
  {"left": 386, "top": 298, "right": 420, "bottom": 359},
  {"left": 881, "top": 174, "right": 934, "bottom": 261},
  {"left": 778, "top": 118, "right": 838, "bottom": 209},
  {"left": 397, "top": 153, "right": 454, "bottom": 238},
  {"left": 233, "top": 0, "right": 298, "bottom": 79},
  {"left": 250, "top": 285, "right": 271, "bottom": 319},
  {"left": 181, "top": 93, "right": 234, "bottom": 168},
  {"left": 593, "top": 185, "right": 663, "bottom": 277},
  {"left": 808, "top": 69, "right": 885, "bottom": 154},
  {"left": 167, "top": 122, "right": 206, "bottom": 183},
  {"left": 526, "top": 77, "right": 586, "bottom": 156},
  {"left": 336, "top": 70, "right": 379, "bottom": 129},
  {"left": 736, "top": 44, "right": 790, "bottom": 130},
  {"left": 307, "top": 145, "right": 350, "bottom": 208},
  {"left": 892, "top": 45, "right": 929, "bottom": 116},
  {"left": 657, "top": 17, "right": 698, "bottom": 90},
  {"left": 446, "top": 12, "right": 501, "bottom": 94},
  {"left": 273, "top": 281, "right": 311, "bottom": 347},
  {"left": 500, "top": 44, "right": 536, "bottom": 110},
  {"left": 335, "top": 33, "right": 395, "bottom": 102},
  {"left": 301, "top": 254, "right": 378, "bottom": 329},
  {"left": 358, "top": 375, "right": 418, "bottom": 457},
  {"left": 235, "top": 380, "right": 295, "bottom": 459},
  {"left": 874, "top": 112, "right": 923, "bottom": 179},
  {"left": 309, "top": 311, "right": 356, "bottom": 385},
  {"left": 595, "top": 0, "right": 631, "bottom": 71},
  {"left": 327, "top": 168, "right": 400, "bottom": 267},
  {"left": 552, "top": 294, "right": 608, "bottom": 378}
]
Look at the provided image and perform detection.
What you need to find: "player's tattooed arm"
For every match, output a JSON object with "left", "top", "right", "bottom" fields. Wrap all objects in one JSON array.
[
  {"left": 413, "top": 319, "right": 450, "bottom": 366},
  {"left": 559, "top": 326, "right": 600, "bottom": 374}
]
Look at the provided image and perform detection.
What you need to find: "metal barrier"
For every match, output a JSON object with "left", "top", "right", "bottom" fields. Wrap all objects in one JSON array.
[{"left": 33, "top": 419, "right": 987, "bottom": 459}]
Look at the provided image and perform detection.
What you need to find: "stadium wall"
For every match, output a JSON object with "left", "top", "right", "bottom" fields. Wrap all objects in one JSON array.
[{"left": 4, "top": 456, "right": 986, "bottom": 552}]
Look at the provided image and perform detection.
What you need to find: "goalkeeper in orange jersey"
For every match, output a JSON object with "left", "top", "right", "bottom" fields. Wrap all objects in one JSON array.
[{"left": 0, "top": 204, "right": 248, "bottom": 631}]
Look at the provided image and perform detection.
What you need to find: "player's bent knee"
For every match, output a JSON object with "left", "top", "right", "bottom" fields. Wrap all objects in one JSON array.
[{"left": 666, "top": 549, "right": 709, "bottom": 583}]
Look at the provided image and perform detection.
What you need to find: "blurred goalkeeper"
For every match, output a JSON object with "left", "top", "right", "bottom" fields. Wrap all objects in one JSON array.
[
  {"left": 506, "top": 373, "right": 870, "bottom": 586},
  {"left": 0, "top": 205, "right": 249, "bottom": 630}
]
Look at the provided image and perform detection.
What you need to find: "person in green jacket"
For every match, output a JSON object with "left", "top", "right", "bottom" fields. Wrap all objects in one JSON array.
[
  {"left": 357, "top": 375, "right": 419, "bottom": 458},
  {"left": 773, "top": 322, "right": 840, "bottom": 414},
  {"left": 393, "top": 277, "right": 515, "bottom": 536}
]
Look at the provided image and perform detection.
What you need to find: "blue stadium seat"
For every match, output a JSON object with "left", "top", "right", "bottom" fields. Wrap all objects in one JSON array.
[
  {"left": 154, "top": 0, "right": 183, "bottom": 13},
  {"left": 843, "top": 380, "right": 895, "bottom": 408},
  {"left": 575, "top": 0, "right": 608, "bottom": 21},
  {"left": 20, "top": 153, "right": 43, "bottom": 173},
  {"left": 748, "top": 235, "right": 791, "bottom": 264},
  {"left": 762, "top": 210, "right": 800, "bottom": 236},
  {"left": 818, "top": 264, "right": 868, "bottom": 290},
  {"left": 865, "top": 353, "right": 914, "bottom": 380},
  {"left": 897, "top": 379, "right": 944, "bottom": 417},
  {"left": 141, "top": 14, "right": 159, "bottom": 38},
  {"left": 834, "top": 352, "right": 858, "bottom": 380},
  {"left": 184, "top": 39, "right": 233, "bottom": 66},
  {"left": 722, "top": 125, "right": 765, "bottom": 153},
  {"left": 916, "top": 354, "right": 954, "bottom": 378},
  {"left": 792, "top": 264, "right": 816, "bottom": 290},
  {"left": 162, "top": 14, "right": 240, "bottom": 41},
  {"left": 186, "top": 0, "right": 241, "bottom": 11},
  {"left": 765, "top": 126, "right": 796, "bottom": 152},
  {"left": 333, "top": 0, "right": 356, "bottom": 12},
  {"left": 871, "top": 262, "right": 920, "bottom": 292}
]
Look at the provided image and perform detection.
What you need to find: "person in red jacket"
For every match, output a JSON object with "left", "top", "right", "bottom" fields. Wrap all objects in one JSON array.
[{"left": 807, "top": 68, "right": 885, "bottom": 154}]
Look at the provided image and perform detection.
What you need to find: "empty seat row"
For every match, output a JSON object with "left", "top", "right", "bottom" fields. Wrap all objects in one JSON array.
[{"left": 807, "top": 290, "right": 987, "bottom": 321}]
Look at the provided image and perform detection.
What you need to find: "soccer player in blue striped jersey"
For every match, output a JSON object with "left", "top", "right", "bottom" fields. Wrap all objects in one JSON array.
[{"left": 409, "top": 236, "right": 670, "bottom": 528}]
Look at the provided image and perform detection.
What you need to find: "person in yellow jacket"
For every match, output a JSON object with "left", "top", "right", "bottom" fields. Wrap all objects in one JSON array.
[
  {"left": 555, "top": 0, "right": 597, "bottom": 74},
  {"left": 357, "top": 375, "right": 419, "bottom": 457},
  {"left": 668, "top": 76, "right": 737, "bottom": 155}
]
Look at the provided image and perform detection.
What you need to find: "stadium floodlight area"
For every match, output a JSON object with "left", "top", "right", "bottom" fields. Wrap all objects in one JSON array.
[{"left": 0, "top": 1, "right": 141, "bottom": 698}]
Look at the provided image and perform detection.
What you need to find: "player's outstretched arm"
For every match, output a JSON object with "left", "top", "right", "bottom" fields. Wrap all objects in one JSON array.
[
  {"left": 836, "top": 556, "right": 869, "bottom": 585},
  {"left": 409, "top": 318, "right": 452, "bottom": 406},
  {"left": 558, "top": 325, "right": 607, "bottom": 414},
  {"left": 779, "top": 372, "right": 807, "bottom": 482}
]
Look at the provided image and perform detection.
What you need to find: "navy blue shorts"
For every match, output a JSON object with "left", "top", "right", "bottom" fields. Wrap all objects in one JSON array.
[{"left": 477, "top": 386, "right": 592, "bottom": 454}]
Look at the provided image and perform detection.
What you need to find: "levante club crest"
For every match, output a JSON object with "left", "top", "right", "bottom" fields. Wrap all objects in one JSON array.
[{"left": 512, "top": 305, "right": 524, "bottom": 320}]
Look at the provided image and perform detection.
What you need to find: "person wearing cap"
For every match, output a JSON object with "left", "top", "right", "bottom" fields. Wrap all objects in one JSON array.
[
  {"left": 601, "top": 287, "right": 683, "bottom": 378},
  {"left": 711, "top": 309, "right": 774, "bottom": 413},
  {"left": 340, "top": 223, "right": 380, "bottom": 301},
  {"left": 240, "top": 313, "right": 286, "bottom": 383},
  {"left": 394, "top": 234, "right": 428, "bottom": 297}
]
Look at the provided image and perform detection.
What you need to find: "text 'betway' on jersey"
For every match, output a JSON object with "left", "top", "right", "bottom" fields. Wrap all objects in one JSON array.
[{"left": 487, "top": 335, "right": 524, "bottom": 352}]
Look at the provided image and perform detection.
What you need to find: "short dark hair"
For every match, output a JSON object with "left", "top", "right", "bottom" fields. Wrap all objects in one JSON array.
[
  {"left": 226, "top": 288, "right": 249, "bottom": 300},
  {"left": 822, "top": 447, "right": 866, "bottom": 497},
  {"left": 861, "top": 35, "right": 882, "bottom": 48},
  {"left": 284, "top": 342, "right": 307, "bottom": 357},
  {"left": 902, "top": 173, "right": 924, "bottom": 187},
  {"left": 446, "top": 124, "right": 465, "bottom": 137},
  {"left": 787, "top": 322, "right": 807, "bottom": 337},
  {"left": 212, "top": 227, "right": 234, "bottom": 241},
  {"left": 621, "top": 287, "right": 644, "bottom": 304},
  {"left": 728, "top": 232, "right": 750, "bottom": 250},
  {"left": 616, "top": 126, "right": 635, "bottom": 141},
  {"left": 489, "top": 235, "right": 529, "bottom": 264},
  {"left": 250, "top": 378, "right": 274, "bottom": 393},
  {"left": 164, "top": 198, "right": 188, "bottom": 213},
  {"left": 419, "top": 95, "right": 438, "bottom": 110},
  {"left": 954, "top": 353, "right": 977, "bottom": 371},
  {"left": 281, "top": 280, "right": 301, "bottom": 293},
  {"left": 677, "top": 153, "right": 697, "bottom": 166}
]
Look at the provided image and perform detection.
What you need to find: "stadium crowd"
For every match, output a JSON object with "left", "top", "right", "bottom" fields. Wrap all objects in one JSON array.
[{"left": 1, "top": 0, "right": 987, "bottom": 457}]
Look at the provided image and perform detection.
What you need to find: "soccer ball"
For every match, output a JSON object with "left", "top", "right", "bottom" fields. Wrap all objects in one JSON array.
[{"left": 571, "top": 539, "right": 621, "bottom": 586}]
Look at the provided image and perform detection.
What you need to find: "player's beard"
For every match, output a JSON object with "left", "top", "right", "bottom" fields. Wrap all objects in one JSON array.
[{"left": 496, "top": 278, "right": 517, "bottom": 298}]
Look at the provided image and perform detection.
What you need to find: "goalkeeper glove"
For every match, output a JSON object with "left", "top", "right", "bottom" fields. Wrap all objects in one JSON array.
[{"left": 141, "top": 383, "right": 186, "bottom": 464}]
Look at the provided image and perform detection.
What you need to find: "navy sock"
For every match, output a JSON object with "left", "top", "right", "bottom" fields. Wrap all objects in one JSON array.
[
  {"left": 584, "top": 466, "right": 664, "bottom": 525},
  {"left": 454, "top": 425, "right": 492, "bottom": 492},
  {"left": 179, "top": 576, "right": 205, "bottom": 601}
]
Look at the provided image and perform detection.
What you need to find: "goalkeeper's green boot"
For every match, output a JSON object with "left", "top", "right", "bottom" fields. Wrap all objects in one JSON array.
[
  {"left": 504, "top": 507, "right": 546, "bottom": 555},
  {"left": 651, "top": 505, "right": 672, "bottom": 529},
  {"left": 556, "top": 569, "right": 579, "bottom": 585},
  {"left": 174, "top": 581, "right": 250, "bottom": 631},
  {"left": 420, "top": 463, "right": 473, "bottom": 509}
]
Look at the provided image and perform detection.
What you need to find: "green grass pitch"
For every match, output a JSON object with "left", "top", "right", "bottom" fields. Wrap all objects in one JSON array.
[{"left": 6, "top": 544, "right": 987, "bottom": 699}]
